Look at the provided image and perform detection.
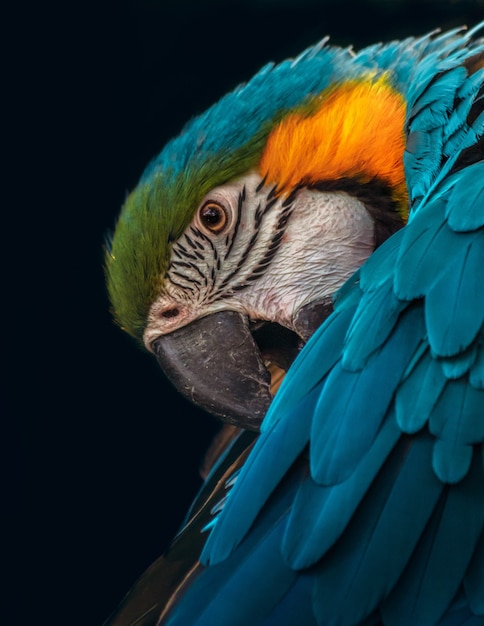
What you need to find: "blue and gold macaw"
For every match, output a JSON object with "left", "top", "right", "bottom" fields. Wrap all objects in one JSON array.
[{"left": 104, "top": 24, "right": 484, "bottom": 626}]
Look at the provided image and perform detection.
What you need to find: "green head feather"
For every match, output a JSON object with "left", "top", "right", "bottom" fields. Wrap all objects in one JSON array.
[{"left": 105, "top": 139, "right": 266, "bottom": 340}]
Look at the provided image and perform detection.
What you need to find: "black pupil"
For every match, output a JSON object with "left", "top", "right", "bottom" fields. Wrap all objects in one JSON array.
[{"left": 203, "top": 205, "right": 222, "bottom": 225}]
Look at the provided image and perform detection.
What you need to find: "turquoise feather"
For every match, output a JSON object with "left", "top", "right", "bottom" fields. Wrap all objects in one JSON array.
[
  {"left": 198, "top": 26, "right": 484, "bottom": 625},
  {"left": 167, "top": 471, "right": 302, "bottom": 625},
  {"left": 108, "top": 25, "right": 484, "bottom": 626},
  {"left": 441, "top": 343, "right": 479, "bottom": 379},
  {"left": 464, "top": 530, "right": 484, "bottom": 614},
  {"left": 395, "top": 349, "right": 446, "bottom": 434},
  {"left": 202, "top": 386, "right": 317, "bottom": 565},
  {"left": 446, "top": 162, "right": 484, "bottom": 231},
  {"left": 381, "top": 454, "right": 484, "bottom": 625},
  {"left": 470, "top": 342, "right": 484, "bottom": 388},
  {"left": 310, "top": 307, "right": 423, "bottom": 484},
  {"left": 359, "top": 228, "right": 404, "bottom": 292},
  {"left": 341, "top": 279, "right": 408, "bottom": 371},
  {"left": 429, "top": 379, "right": 484, "bottom": 445},
  {"left": 443, "top": 94, "right": 483, "bottom": 157},
  {"left": 432, "top": 439, "right": 474, "bottom": 484},
  {"left": 425, "top": 236, "right": 484, "bottom": 357},
  {"left": 312, "top": 433, "right": 444, "bottom": 626},
  {"left": 407, "top": 66, "right": 467, "bottom": 121},
  {"left": 282, "top": 416, "right": 401, "bottom": 569},
  {"left": 429, "top": 381, "right": 484, "bottom": 482},
  {"left": 193, "top": 520, "right": 298, "bottom": 626},
  {"left": 258, "top": 574, "right": 317, "bottom": 626},
  {"left": 394, "top": 196, "right": 461, "bottom": 300},
  {"left": 403, "top": 126, "right": 443, "bottom": 202}
]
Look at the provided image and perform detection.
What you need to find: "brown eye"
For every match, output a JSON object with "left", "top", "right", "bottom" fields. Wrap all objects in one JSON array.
[{"left": 199, "top": 201, "right": 228, "bottom": 234}]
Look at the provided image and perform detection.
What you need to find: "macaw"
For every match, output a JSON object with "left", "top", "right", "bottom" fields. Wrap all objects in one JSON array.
[{"left": 104, "top": 23, "right": 484, "bottom": 626}]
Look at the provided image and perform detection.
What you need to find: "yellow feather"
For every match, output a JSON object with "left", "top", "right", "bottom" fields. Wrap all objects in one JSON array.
[{"left": 260, "top": 76, "right": 408, "bottom": 215}]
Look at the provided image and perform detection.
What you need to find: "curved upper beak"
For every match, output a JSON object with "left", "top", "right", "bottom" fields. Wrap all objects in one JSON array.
[{"left": 152, "top": 310, "right": 273, "bottom": 431}]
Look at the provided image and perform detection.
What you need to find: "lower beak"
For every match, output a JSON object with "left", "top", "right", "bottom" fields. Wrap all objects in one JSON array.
[{"left": 152, "top": 310, "right": 273, "bottom": 431}]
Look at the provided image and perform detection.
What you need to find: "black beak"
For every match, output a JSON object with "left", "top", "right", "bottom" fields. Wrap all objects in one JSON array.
[{"left": 152, "top": 311, "right": 273, "bottom": 431}]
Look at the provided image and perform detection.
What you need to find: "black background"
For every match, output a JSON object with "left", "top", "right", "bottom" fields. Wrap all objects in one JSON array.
[{"left": 8, "top": 1, "right": 483, "bottom": 624}]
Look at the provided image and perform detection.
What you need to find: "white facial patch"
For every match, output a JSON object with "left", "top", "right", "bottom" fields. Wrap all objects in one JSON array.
[{"left": 144, "top": 175, "right": 375, "bottom": 348}]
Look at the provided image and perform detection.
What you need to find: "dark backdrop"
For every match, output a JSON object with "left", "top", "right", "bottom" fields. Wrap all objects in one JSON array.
[{"left": 9, "top": 2, "right": 482, "bottom": 624}]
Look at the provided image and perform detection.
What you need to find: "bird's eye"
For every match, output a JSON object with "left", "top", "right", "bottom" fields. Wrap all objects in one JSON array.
[{"left": 198, "top": 201, "right": 228, "bottom": 234}]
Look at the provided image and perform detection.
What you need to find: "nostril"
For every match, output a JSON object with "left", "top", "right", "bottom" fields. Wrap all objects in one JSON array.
[{"left": 161, "top": 307, "right": 180, "bottom": 319}]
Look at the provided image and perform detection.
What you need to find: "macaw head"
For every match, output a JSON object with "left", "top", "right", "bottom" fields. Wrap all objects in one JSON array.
[{"left": 105, "top": 41, "right": 409, "bottom": 430}]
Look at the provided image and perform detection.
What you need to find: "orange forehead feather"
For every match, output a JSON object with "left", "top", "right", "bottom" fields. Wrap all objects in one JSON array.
[{"left": 260, "top": 76, "right": 408, "bottom": 214}]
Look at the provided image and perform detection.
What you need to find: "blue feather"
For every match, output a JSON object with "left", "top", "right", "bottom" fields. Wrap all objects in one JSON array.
[
  {"left": 430, "top": 379, "right": 484, "bottom": 445},
  {"left": 406, "top": 66, "right": 467, "bottom": 121},
  {"left": 443, "top": 75, "right": 484, "bottom": 155},
  {"left": 381, "top": 452, "right": 484, "bottom": 626},
  {"left": 432, "top": 439, "right": 474, "bottom": 484},
  {"left": 352, "top": 30, "right": 469, "bottom": 92},
  {"left": 282, "top": 415, "right": 401, "bottom": 569},
  {"left": 464, "top": 529, "right": 484, "bottom": 615},
  {"left": 311, "top": 306, "right": 423, "bottom": 485},
  {"left": 404, "top": 27, "right": 471, "bottom": 108},
  {"left": 470, "top": 342, "right": 484, "bottom": 389},
  {"left": 394, "top": 196, "right": 461, "bottom": 300},
  {"left": 395, "top": 349, "right": 446, "bottom": 434},
  {"left": 403, "top": 40, "right": 484, "bottom": 213},
  {"left": 167, "top": 487, "right": 299, "bottom": 626},
  {"left": 403, "top": 126, "right": 444, "bottom": 203},
  {"left": 429, "top": 379, "right": 484, "bottom": 482},
  {"left": 201, "top": 387, "right": 317, "bottom": 565},
  {"left": 443, "top": 103, "right": 475, "bottom": 153},
  {"left": 260, "top": 573, "right": 317, "bottom": 626},
  {"left": 425, "top": 236, "right": 484, "bottom": 357},
  {"left": 359, "top": 228, "right": 404, "bottom": 292},
  {"left": 333, "top": 270, "right": 363, "bottom": 309},
  {"left": 446, "top": 162, "right": 484, "bottom": 232},
  {"left": 403, "top": 61, "right": 468, "bottom": 203},
  {"left": 457, "top": 66, "right": 484, "bottom": 102},
  {"left": 342, "top": 280, "right": 408, "bottom": 372},
  {"left": 312, "top": 433, "right": 444, "bottom": 626},
  {"left": 441, "top": 343, "right": 479, "bottom": 379},
  {"left": 117, "top": 25, "right": 484, "bottom": 626},
  {"left": 194, "top": 522, "right": 297, "bottom": 626}
]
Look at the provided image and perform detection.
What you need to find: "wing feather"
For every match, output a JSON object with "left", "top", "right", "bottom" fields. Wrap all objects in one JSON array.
[
  {"left": 381, "top": 454, "right": 484, "bottom": 625},
  {"left": 463, "top": 529, "right": 484, "bottom": 615},
  {"left": 312, "top": 433, "right": 444, "bottom": 626},
  {"left": 311, "top": 306, "right": 424, "bottom": 484},
  {"left": 167, "top": 25, "right": 484, "bottom": 626}
]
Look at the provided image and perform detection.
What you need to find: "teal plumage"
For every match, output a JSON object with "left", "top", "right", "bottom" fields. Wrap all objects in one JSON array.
[
  {"left": 195, "top": 26, "right": 484, "bottom": 625},
  {"left": 105, "top": 23, "right": 484, "bottom": 626}
]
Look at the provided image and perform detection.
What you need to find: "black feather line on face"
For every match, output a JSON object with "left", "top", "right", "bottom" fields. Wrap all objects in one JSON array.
[
  {"left": 225, "top": 188, "right": 244, "bottom": 261},
  {"left": 282, "top": 186, "right": 301, "bottom": 207},
  {"left": 213, "top": 188, "right": 296, "bottom": 297},
  {"left": 171, "top": 260, "right": 206, "bottom": 281},
  {"left": 167, "top": 231, "right": 211, "bottom": 294},
  {"left": 255, "top": 175, "right": 267, "bottom": 193},
  {"left": 267, "top": 184, "right": 279, "bottom": 200},
  {"left": 168, "top": 274, "right": 197, "bottom": 294},
  {"left": 184, "top": 234, "right": 198, "bottom": 249},
  {"left": 220, "top": 188, "right": 287, "bottom": 294},
  {"left": 165, "top": 184, "right": 297, "bottom": 306}
]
